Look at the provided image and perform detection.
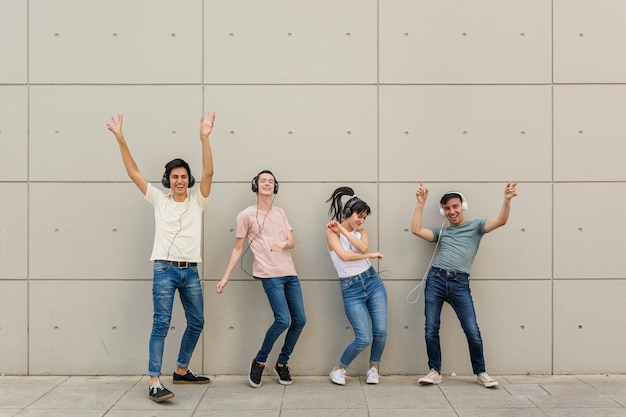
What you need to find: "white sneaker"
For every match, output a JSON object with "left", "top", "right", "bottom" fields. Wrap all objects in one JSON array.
[
  {"left": 330, "top": 367, "right": 346, "bottom": 385},
  {"left": 477, "top": 372, "right": 499, "bottom": 388},
  {"left": 366, "top": 367, "right": 379, "bottom": 384},
  {"left": 418, "top": 369, "right": 442, "bottom": 385}
]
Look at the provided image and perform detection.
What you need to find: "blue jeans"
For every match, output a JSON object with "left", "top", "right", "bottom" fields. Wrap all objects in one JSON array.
[
  {"left": 338, "top": 266, "right": 388, "bottom": 368},
  {"left": 424, "top": 267, "right": 485, "bottom": 374},
  {"left": 148, "top": 262, "right": 204, "bottom": 376},
  {"left": 257, "top": 276, "right": 307, "bottom": 365}
]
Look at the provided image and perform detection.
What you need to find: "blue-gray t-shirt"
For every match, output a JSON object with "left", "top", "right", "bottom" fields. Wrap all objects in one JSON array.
[{"left": 431, "top": 219, "right": 487, "bottom": 275}]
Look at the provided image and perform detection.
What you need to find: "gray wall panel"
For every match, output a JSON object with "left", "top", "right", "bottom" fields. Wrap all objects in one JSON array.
[
  {"left": 0, "top": 0, "right": 27, "bottom": 83},
  {"left": 379, "top": 85, "right": 552, "bottom": 182},
  {"left": 0, "top": 86, "right": 28, "bottom": 181},
  {"left": 0, "top": 281, "right": 28, "bottom": 374},
  {"left": 29, "top": 183, "right": 154, "bottom": 279},
  {"left": 29, "top": 280, "right": 200, "bottom": 375},
  {"left": 380, "top": 0, "right": 552, "bottom": 84},
  {"left": 29, "top": 0, "right": 203, "bottom": 84},
  {"left": 204, "top": 85, "right": 378, "bottom": 183},
  {"left": 554, "top": 85, "right": 626, "bottom": 181},
  {"left": 554, "top": 280, "right": 626, "bottom": 373},
  {"left": 29, "top": 86, "right": 203, "bottom": 182},
  {"left": 554, "top": 183, "right": 626, "bottom": 279},
  {"left": 204, "top": 0, "right": 377, "bottom": 84},
  {"left": 0, "top": 183, "right": 28, "bottom": 279},
  {"left": 554, "top": 0, "right": 626, "bottom": 83}
]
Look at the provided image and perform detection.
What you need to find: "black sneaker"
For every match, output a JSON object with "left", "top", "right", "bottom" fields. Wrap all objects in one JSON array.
[
  {"left": 248, "top": 359, "right": 264, "bottom": 388},
  {"left": 172, "top": 369, "right": 211, "bottom": 384},
  {"left": 274, "top": 363, "right": 293, "bottom": 385},
  {"left": 149, "top": 380, "right": 175, "bottom": 402}
]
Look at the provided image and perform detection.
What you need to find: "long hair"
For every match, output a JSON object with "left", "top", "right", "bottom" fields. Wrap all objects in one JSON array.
[{"left": 326, "top": 186, "right": 371, "bottom": 222}]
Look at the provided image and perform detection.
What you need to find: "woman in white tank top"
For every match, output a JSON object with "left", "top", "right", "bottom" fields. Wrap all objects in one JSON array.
[{"left": 325, "top": 187, "right": 388, "bottom": 386}]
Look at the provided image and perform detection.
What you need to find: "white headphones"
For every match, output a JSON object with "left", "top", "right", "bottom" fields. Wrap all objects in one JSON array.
[{"left": 439, "top": 191, "right": 468, "bottom": 216}]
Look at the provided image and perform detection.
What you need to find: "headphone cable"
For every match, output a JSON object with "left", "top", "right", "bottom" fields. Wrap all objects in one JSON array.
[{"left": 406, "top": 217, "right": 446, "bottom": 304}]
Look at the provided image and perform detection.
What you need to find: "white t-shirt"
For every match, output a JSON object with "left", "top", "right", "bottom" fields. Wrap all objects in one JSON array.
[{"left": 144, "top": 183, "right": 209, "bottom": 262}]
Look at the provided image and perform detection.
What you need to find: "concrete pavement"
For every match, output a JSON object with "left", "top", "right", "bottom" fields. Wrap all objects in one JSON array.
[{"left": 1, "top": 373, "right": 626, "bottom": 416}]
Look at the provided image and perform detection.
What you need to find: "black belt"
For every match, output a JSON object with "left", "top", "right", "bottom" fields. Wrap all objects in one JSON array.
[
  {"left": 432, "top": 266, "right": 468, "bottom": 277},
  {"left": 156, "top": 260, "right": 197, "bottom": 269}
]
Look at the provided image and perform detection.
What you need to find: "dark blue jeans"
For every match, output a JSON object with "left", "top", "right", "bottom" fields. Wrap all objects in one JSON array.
[
  {"left": 424, "top": 267, "right": 486, "bottom": 374},
  {"left": 148, "top": 262, "right": 204, "bottom": 376},
  {"left": 338, "top": 266, "right": 387, "bottom": 368},
  {"left": 257, "top": 276, "right": 307, "bottom": 365}
]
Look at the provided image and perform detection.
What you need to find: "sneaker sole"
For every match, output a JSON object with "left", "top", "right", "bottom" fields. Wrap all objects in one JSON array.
[
  {"left": 172, "top": 379, "right": 211, "bottom": 384},
  {"left": 274, "top": 369, "right": 293, "bottom": 386},
  {"left": 149, "top": 392, "right": 175, "bottom": 402},
  {"left": 418, "top": 379, "right": 442, "bottom": 385},
  {"left": 478, "top": 380, "right": 499, "bottom": 388}
]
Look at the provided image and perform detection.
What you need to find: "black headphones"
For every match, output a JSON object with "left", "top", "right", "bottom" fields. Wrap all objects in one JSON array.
[
  {"left": 162, "top": 159, "right": 195, "bottom": 189},
  {"left": 251, "top": 170, "right": 279, "bottom": 194},
  {"left": 439, "top": 191, "right": 467, "bottom": 216},
  {"left": 343, "top": 196, "right": 362, "bottom": 219}
]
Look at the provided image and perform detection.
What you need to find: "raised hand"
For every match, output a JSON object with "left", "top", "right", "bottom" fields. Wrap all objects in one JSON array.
[
  {"left": 504, "top": 182, "right": 518, "bottom": 200},
  {"left": 199, "top": 112, "right": 216, "bottom": 138},
  {"left": 416, "top": 180, "right": 429, "bottom": 204},
  {"left": 106, "top": 114, "right": 124, "bottom": 139}
]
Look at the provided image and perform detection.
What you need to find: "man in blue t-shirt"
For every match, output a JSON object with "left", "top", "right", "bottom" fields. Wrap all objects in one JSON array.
[{"left": 411, "top": 181, "right": 518, "bottom": 388}]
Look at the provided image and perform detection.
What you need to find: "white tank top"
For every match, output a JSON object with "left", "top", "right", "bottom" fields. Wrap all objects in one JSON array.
[{"left": 329, "top": 230, "right": 371, "bottom": 278}]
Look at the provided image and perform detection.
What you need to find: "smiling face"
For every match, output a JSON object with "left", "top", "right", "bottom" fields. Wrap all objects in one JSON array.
[
  {"left": 441, "top": 196, "right": 465, "bottom": 226},
  {"left": 344, "top": 210, "right": 368, "bottom": 231},
  {"left": 169, "top": 166, "right": 190, "bottom": 201},
  {"left": 256, "top": 172, "right": 276, "bottom": 196}
]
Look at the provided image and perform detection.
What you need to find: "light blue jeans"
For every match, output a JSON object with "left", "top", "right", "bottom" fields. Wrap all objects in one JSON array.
[
  {"left": 338, "top": 266, "right": 388, "bottom": 368},
  {"left": 148, "top": 262, "right": 204, "bottom": 376},
  {"left": 424, "top": 266, "right": 485, "bottom": 374},
  {"left": 257, "top": 276, "right": 307, "bottom": 365}
]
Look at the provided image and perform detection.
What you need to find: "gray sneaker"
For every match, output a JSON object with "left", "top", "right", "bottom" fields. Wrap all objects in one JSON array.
[
  {"left": 477, "top": 372, "right": 499, "bottom": 388},
  {"left": 418, "top": 369, "right": 442, "bottom": 385}
]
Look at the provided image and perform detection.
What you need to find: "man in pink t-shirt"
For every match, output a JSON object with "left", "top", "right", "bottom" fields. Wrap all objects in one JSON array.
[{"left": 217, "top": 170, "right": 306, "bottom": 388}]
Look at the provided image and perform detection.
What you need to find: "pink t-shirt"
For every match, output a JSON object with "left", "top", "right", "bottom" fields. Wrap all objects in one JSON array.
[{"left": 236, "top": 205, "right": 297, "bottom": 278}]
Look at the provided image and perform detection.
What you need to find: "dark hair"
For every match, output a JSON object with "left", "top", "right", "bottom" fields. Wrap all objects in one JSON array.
[
  {"left": 165, "top": 158, "right": 192, "bottom": 178},
  {"left": 162, "top": 158, "right": 194, "bottom": 188},
  {"left": 440, "top": 192, "right": 463, "bottom": 206},
  {"left": 326, "top": 186, "right": 371, "bottom": 222},
  {"left": 251, "top": 170, "right": 279, "bottom": 194}
]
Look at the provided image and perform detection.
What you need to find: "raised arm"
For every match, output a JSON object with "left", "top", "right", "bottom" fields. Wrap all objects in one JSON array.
[
  {"left": 411, "top": 180, "right": 435, "bottom": 242},
  {"left": 484, "top": 182, "right": 518, "bottom": 233},
  {"left": 198, "top": 112, "right": 216, "bottom": 198},
  {"left": 216, "top": 237, "right": 245, "bottom": 294},
  {"left": 106, "top": 114, "right": 149, "bottom": 195}
]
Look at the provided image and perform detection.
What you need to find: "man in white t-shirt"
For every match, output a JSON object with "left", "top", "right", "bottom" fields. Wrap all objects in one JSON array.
[
  {"left": 107, "top": 112, "right": 216, "bottom": 402},
  {"left": 216, "top": 170, "right": 307, "bottom": 388}
]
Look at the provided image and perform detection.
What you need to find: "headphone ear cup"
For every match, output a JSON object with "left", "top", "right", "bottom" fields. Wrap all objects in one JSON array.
[
  {"left": 189, "top": 174, "right": 195, "bottom": 188},
  {"left": 251, "top": 177, "right": 258, "bottom": 193},
  {"left": 462, "top": 201, "right": 468, "bottom": 211},
  {"left": 439, "top": 207, "right": 445, "bottom": 216},
  {"left": 162, "top": 172, "right": 170, "bottom": 188},
  {"left": 273, "top": 180, "right": 279, "bottom": 194}
]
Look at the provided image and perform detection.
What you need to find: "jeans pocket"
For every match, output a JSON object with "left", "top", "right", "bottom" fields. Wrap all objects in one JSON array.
[
  {"left": 154, "top": 262, "right": 170, "bottom": 274},
  {"left": 339, "top": 277, "right": 352, "bottom": 290}
]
